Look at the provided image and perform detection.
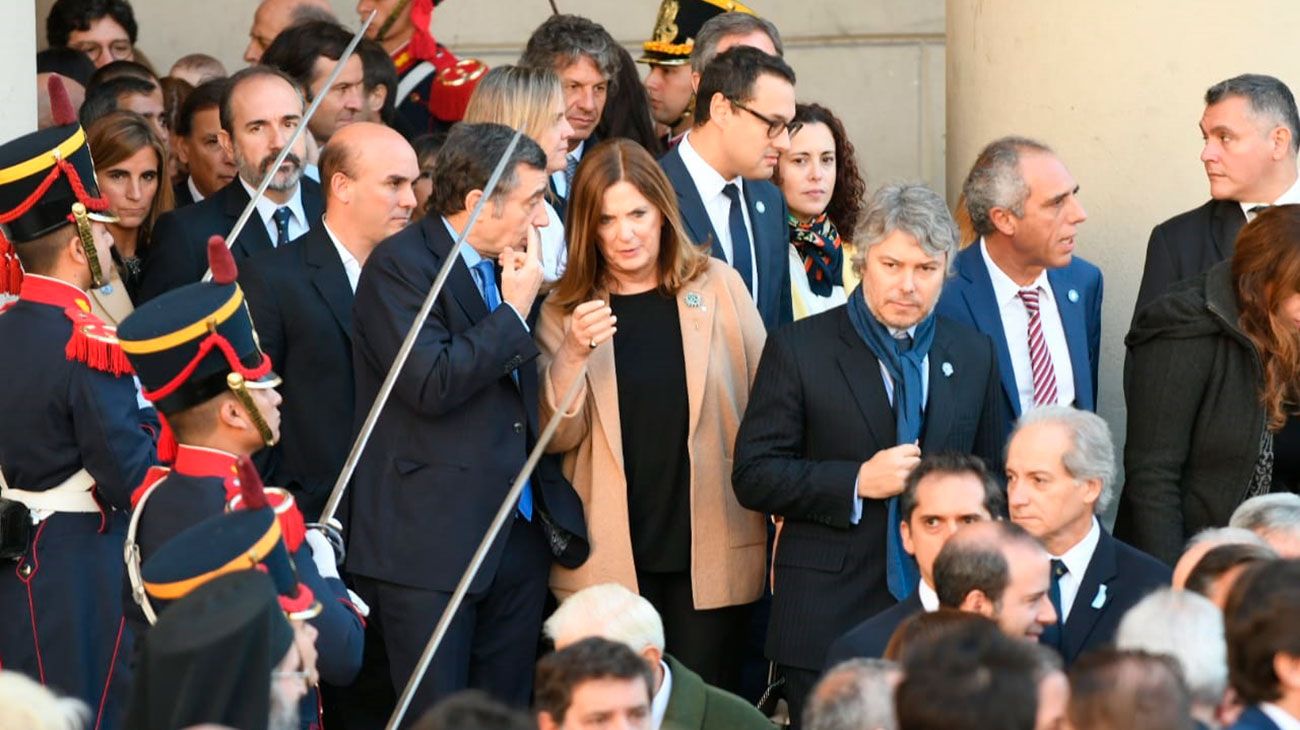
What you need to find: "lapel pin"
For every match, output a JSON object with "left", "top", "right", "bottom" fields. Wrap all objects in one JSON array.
[
  {"left": 685, "top": 292, "right": 703, "bottom": 309},
  {"left": 99, "top": 283, "right": 114, "bottom": 295},
  {"left": 755, "top": 200, "right": 766, "bottom": 214},
  {"left": 1068, "top": 288, "right": 1080, "bottom": 303},
  {"left": 941, "top": 362, "right": 954, "bottom": 378},
  {"left": 1091, "top": 583, "right": 1107, "bottom": 610}
]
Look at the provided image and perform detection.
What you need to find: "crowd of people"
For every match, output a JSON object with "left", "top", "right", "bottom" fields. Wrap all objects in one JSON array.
[{"left": 2, "top": 0, "right": 1300, "bottom": 728}]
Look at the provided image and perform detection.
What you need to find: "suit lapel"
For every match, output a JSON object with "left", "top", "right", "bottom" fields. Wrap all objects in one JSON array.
[
  {"left": 957, "top": 248, "right": 1021, "bottom": 416},
  {"left": 1062, "top": 528, "right": 1118, "bottom": 662},
  {"left": 1212, "top": 199, "right": 1246, "bottom": 260},
  {"left": 920, "top": 328, "right": 955, "bottom": 449},
  {"left": 303, "top": 229, "right": 354, "bottom": 341},
  {"left": 743, "top": 179, "right": 777, "bottom": 286},
  {"left": 662, "top": 149, "right": 723, "bottom": 257},
  {"left": 301, "top": 179, "right": 324, "bottom": 223},
  {"left": 678, "top": 271, "right": 716, "bottom": 440},
  {"left": 1047, "top": 268, "right": 1093, "bottom": 410},
  {"left": 422, "top": 218, "right": 488, "bottom": 324},
  {"left": 835, "top": 312, "right": 897, "bottom": 446},
  {"left": 221, "top": 182, "right": 274, "bottom": 257}
]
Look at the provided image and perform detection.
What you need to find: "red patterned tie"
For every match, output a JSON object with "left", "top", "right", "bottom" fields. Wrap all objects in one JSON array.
[{"left": 1017, "top": 288, "right": 1059, "bottom": 407}]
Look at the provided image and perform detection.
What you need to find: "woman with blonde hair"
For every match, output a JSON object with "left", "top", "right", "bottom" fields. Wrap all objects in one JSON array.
[
  {"left": 538, "top": 138, "right": 767, "bottom": 691},
  {"left": 464, "top": 64, "right": 573, "bottom": 282},
  {"left": 1121, "top": 204, "right": 1300, "bottom": 564},
  {"left": 86, "top": 110, "right": 174, "bottom": 305}
]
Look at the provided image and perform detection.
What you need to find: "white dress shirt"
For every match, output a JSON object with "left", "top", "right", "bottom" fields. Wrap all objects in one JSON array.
[
  {"left": 676, "top": 132, "right": 760, "bottom": 299},
  {"left": 979, "top": 239, "right": 1075, "bottom": 414},
  {"left": 186, "top": 176, "right": 205, "bottom": 203},
  {"left": 1261, "top": 703, "right": 1300, "bottom": 730},
  {"left": 650, "top": 659, "right": 673, "bottom": 730},
  {"left": 321, "top": 219, "right": 361, "bottom": 292},
  {"left": 1241, "top": 173, "right": 1300, "bottom": 221},
  {"left": 1051, "top": 517, "right": 1101, "bottom": 623},
  {"left": 238, "top": 177, "right": 309, "bottom": 246},
  {"left": 917, "top": 579, "right": 940, "bottom": 612},
  {"left": 539, "top": 200, "right": 567, "bottom": 283},
  {"left": 549, "top": 139, "right": 585, "bottom": 199}
]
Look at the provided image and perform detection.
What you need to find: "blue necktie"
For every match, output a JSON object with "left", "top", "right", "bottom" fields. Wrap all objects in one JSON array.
[
  {"left": 721, "top": 183, "right": 754, "bottom": 293},
  {"left": 1041, "top": 559, "right": 1068, "bottom": 650},
  {"left": 272, "top": 206, "right": 293, "bottom": 247},
  {"left": 884, "top": 332, "right": 921, "bottom": 601},
  {"left": 473, "top": 260, "right": 534, "bottom": 521}
]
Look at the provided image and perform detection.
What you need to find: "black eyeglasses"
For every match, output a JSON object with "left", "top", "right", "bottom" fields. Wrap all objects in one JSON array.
[{"left": 729, "top": 99, "right": 802, "bottom": 140}]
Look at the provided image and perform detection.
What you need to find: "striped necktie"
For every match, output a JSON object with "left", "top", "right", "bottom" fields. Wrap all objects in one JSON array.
[{"left": 1017, "top": 287, "right": 1058, "bottom": 407}]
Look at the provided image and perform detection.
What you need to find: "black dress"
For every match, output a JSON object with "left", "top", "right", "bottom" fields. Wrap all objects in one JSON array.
[{"left": 1271, "top": 412, "right": 1300, "bottom": 493}]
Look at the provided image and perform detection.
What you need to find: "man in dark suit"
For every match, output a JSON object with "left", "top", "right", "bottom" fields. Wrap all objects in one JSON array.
[
  {"left": 938, "top": 137, "right": 1101, "bottom": 439},
  {"left": 1134, "top": 74, "right": 1300, "bottom": 317},
  {"left": 1006, "top": 405, "right": 1170, "bottom": 666},
  {"left": 660, "top": 46, "right": 793, "bottom": 330},
  {"left": 733, "top": 182, "right": 1005, "bottom": 728},
  {"left": 519, "top": 14, "right": 619, "bottom": 220},
  {"left": 826, "top": 452, "right": 1005, "bottom": 665},
  {"left": 138, "top": 66, "right": 323, "bottom": 302},
  {"left": 1223, "top": 559, "right": 1300, "bottom": 730},
  {"left": 171, "top": 78, "right": 236, "bottom": 209},
  {"left": 346, "top": 122, "right": 588, "bottom": 720},
  {"left": 240, "top": 121, "right": 418, "bottom": 520}
]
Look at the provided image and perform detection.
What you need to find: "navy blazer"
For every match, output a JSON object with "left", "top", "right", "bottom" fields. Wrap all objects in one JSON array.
[
  {"left": 1228, "top": 707, "right": 1286, "bottom": 730},
  {"left": 345, "top": 216, "right": 588, "bottom": 593},
  {"left": 936, "top": 244, "right": 1102, "bottom": 437},
  {"left": 733, "top": 307, "right": 1005, "bottom": 671},
  {"left": 824, "top": 592, "right": 923, "bottom": 667},
  {"left": 659, "top": 144, "right": 792, "bottom": 330},
  {"left": 137, "top": 177, "right": 324, "bottom": 302},
  {"left": 1050, "top": 527, "right": 1170, "bottom": 666},
  {"left": 239, "top": 225, "right": 355, "bottom": 520}
]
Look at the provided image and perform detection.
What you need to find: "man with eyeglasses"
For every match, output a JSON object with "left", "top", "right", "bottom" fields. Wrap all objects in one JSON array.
[
  {"left": 660, "top": 45, "right": 795, "bottom": 329},
  {"left": 46, "top": 0, "right": 138, "bottom": 69}
]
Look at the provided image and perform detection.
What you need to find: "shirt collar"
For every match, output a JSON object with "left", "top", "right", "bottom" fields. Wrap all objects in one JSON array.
[
  {"left": 980, "top": 238, "right": 1052, "bottom": 305},
  {"left": 1260, "top": 703, "right": 1300, "bottom": 730},
  {"left": 651, "top": 659, "right": 672, "bottom": 730},
  {"left": 678, "top": 132, "right": 741, "bottom": 201},
  {"left": 238, "top": 176, "right": 306, "bottom": 230},
  {"left": 187, "top": 176, "right": 205, "bottom": 203},
  {"left": 1240, "top": 173, "right": 1300, "bottom": 218},
  {"left": 444, "top": 216, "right": 486, "bottom": 270},
  {"left": 917, "top": 579, "right": 940, "bottom": 612},
  {"left": 322, "top": 219, "right": 358, "bottom": 269},
  {"left": 568, "top": 139, "right": 586, "bottom": 162},
  {"left": 1053, "top": 516, "right": 1102, "bottom": 577}
]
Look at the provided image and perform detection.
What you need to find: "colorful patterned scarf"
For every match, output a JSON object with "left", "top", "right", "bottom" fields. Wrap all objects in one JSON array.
[{"left": 788, "top": 212, "right": 844, "bottom": 297}]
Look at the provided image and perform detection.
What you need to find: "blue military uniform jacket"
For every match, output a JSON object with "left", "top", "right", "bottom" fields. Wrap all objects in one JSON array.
[{"left": 0, "top": 275, "right": 157, "bottom": 730}]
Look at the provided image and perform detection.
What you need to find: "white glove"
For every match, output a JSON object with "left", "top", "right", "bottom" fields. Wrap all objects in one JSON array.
[
  {"left": 346, "top": 589, "right": 371, "bottom": 618},
  {"left": 303, "top": 528, "right": 340, "bottom": 580}
]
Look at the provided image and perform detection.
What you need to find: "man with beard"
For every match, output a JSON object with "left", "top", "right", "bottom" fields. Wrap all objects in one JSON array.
[{"left": 137, "top": 66, "right": 324, "bottom": 302}]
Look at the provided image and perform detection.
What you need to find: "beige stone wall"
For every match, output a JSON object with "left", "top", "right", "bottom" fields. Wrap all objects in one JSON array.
[
  {"left": 34, "top": 0, "right": 945, "bottom": 193},
  {"left": 946, "top": 0, "right": 1300, "bottom": 484},
  {"left": 6, "top": 3, "right": 37, "bottom": 139}
]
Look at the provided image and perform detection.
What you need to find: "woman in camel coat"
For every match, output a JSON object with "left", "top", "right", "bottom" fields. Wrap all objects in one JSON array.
[{"left": 536, "top": 139, "right": 767, "bottom": 691}]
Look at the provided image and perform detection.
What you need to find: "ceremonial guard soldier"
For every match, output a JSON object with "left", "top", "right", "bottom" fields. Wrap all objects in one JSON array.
[
  {"left": 363, "top": 0, "right": 486, "bottom": 134},
  {"left": 0, "top": 77, "right": 157, "bottom": 730},
  {"left": 639, "top": 0, "right": 756, "bottom": 149},
  {"left": 115, "top": 238, "right": 364, "bottom": 715}
]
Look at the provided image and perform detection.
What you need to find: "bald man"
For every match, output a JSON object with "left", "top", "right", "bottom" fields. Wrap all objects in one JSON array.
[
  {"left": 239, "top": 122, "right": 419, "bottom": 519},
  {"left": 244, "top": 0, "right": 337, "bottom": 64}
]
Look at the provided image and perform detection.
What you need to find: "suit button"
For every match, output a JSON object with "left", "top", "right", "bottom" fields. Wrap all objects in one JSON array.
[
  {"left": 513, "top": 422, "right": 524, "bottom": 434},
  {"left": 17, "top": 563, "right": 32, "bottom": 578}
]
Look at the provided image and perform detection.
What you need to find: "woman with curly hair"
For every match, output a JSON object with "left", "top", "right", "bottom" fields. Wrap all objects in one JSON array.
[
  {"left": 1119, "top": 204, "right": 1300, "bottom": 564},
  {"left": 774, "top": 102, "right": 867, "bottom": 319}
]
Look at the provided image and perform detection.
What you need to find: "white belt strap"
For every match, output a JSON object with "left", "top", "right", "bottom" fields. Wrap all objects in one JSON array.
[
  {"left": 397, "top": 60, "right": 437, "bottom": 101},
  {"left": 0, "top": 468, "right": 99, "bottom": 515},
  {"left": 124, "top": 477, "right": 166, "bottom": 625}
]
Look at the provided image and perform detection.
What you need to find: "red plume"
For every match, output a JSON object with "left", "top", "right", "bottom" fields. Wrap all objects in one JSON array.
[
  {"left": 208, "top": 236, "right": 237, "bottom": 284},
  {"left": 47, "top": 75, "right": 76, "bottom": 127},
  {"left": 236, "top": 456, "right": 270, "bottom": 510},
  {"left": 409, "top": 0, "right": 440, "bottom": 61}
]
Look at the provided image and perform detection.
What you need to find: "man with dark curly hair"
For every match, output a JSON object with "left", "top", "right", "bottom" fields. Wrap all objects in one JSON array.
[{"left": 47, "top": 0, "right": 139, "bottom": 69}]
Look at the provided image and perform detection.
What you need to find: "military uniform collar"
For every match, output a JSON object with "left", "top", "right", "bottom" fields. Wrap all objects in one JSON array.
[
  {"left": 173, "top": 445, "right": 241, "bottom": 480},
  {"left": 17, "top": 273, "right": 89, "bottom": 310}
]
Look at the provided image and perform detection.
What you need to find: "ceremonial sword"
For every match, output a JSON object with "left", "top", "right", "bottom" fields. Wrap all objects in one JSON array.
[{"left": 200, "top": 9, "right": 378, "bottom": 282}]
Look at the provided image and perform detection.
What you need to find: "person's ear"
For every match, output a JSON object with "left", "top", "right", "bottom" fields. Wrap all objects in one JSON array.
[
  {"left": 218, "top": 395, "right": 253, "bottom": 433},
  {"left": 463, "top": 188, "right": 484, "bottom": 214},
  {"left": 1080, "top": 477, "right": 1103, "bottom": 512},
  {"left": 217, "top": 129, "right": 235, "bottom": 161},
  {"left": 989, "top": 206, "right": 1018, "bottom": 237},
  {"left": 175, "top": 136, "right": 192, "bottom": 167},
  {"left": 900, "top": 520, "right": 916, "bottom": 557},
  {"left": 331, "top": 171, "right": 352, "bottom": 206},
  {"left": 708, "top": 91, "right": 731, "bottom": 126},
  {"left": 1272, "top": 125, "right": 1292, "bottom": 160},
  {"left": 537, "top": 712, "right": 560, "bottom": 730},
  {"left": 641, "top": 644, "right": 663, "bottom": 668},
  {"left": 960, "top": 589, "right": 994, "bottom": 617},
  {"left": 66, "top": 230, "right": 90, "bottom": 269}
]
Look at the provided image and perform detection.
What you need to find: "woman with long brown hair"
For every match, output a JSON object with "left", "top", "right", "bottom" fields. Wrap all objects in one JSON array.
[
  {"left": 538, "top": 138, "right": 767, "bottom": 691},
  {"left": 1119, "top": 204, "right": 1300, "bottom": 564},
  {"left": 87, "top": 110, "right": 174, "bottom": 302}
]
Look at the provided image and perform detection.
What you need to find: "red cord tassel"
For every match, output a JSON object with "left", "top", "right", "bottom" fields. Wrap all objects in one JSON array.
[
  {"left": 65, "top": 325, "right": 133, "bottom": 376},
  {"left": 0, "top": 235, "right": 21, "bottom": 296},
  {"left": 156, "top": 414, "right": 178, "bottom": 464}
]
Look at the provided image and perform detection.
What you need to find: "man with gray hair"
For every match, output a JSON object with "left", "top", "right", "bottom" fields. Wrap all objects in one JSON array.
[
  {"left": 520, "top": 14, "right": 620, "bottom": 216},
  {"left": 1229, "top": 493, "right": 1300, "bottom": 557},
  {"left": 1134, "top": 73, "right": 1300, "bottom": 316},
  {"left": 543, "top": 583, "right": 772, "bottom": 730},
  {"left": 690, "top": 10, "right": 784, "bottom": 88},
  {"left": 1005, "top": 405, "right": 1170, "bottom": 665},
  {"left": 1173, "top": 526, "right": 1271, "bottom": 589},
  {"left": 937, "top": 136, "right": 1101, "bottom": 440},
  {"left": 804, "top": 658, "right": 900, "bottom": 730},
  {"left": 734, "top": 182, "right": 1005, "bottom": 727},
  {"left": 1117, "top": 589, "right": 1231, "bottom": 728}
]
